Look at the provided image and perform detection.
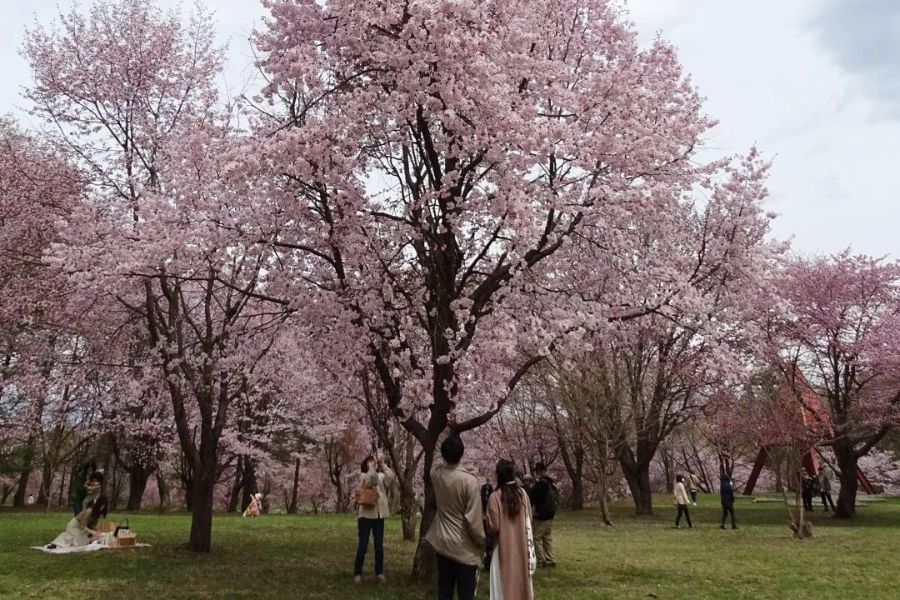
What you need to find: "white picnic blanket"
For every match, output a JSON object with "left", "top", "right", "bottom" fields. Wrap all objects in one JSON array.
[{"left": 32, "top": 540, "right": 151, "bottom": 554}]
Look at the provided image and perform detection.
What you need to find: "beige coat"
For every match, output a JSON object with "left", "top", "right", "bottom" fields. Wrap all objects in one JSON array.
[
  {"left": 357, "top": 465, "right": 395, "bottom": 520},
  {"left": 487, "top": 487, "right": 534, "bottom": 600},
  {"left": 674, "top": 481, "right": 691, "bottom": 506},
  {"left": 424, "top": 429, "right": 486, "bottom": 566}
]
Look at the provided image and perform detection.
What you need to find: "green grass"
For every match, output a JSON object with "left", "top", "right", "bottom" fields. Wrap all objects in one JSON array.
[{"left": 2, "top": 495, "right": 900, "bottom": 599}]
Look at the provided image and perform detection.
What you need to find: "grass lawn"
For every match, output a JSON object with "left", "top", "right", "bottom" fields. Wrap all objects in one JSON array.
[{"left": 2, "top": 495, "right": 900, "bottom": 599}]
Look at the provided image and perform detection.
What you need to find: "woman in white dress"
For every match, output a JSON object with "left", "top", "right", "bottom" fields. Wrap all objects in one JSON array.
[{"left": 46, "top": 495, "right": 108, "bottom": 550}]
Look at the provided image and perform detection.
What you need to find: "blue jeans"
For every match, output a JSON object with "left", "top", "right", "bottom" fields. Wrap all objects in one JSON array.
[{"left": 354, "top": 517, "right": 384, "bottom": 576}]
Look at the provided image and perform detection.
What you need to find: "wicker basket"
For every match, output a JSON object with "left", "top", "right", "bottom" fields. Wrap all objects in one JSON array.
[{"left": 115, "top": 533, "right": 137, "bottom": 548}]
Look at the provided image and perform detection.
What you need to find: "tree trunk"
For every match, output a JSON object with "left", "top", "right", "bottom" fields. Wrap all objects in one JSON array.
[
  {"left": 57, "top": 465, "right": 68, "bottom": 507},
  {"left": 188, "top": 432, "right": 218, "bottom": 553},
  {"left": 412, "top": 445, "right": 437, "bottom": 580},
  {"left": 400, "top": 488, "right": 418, "bottom": 542},
  {"left": 660, "top": 447, "right": 675, "bottom": 494},
  {"left": 240, "top": 461, "right": 258, "bottom": 513},
  {"left": 333, "top": 474, "right": 346, "bottom": 513},
  {"left": 1, "top": 483, "right": 14, "bottom": 505},
  {"left": 37, "top": 459, "right": 53, "bottom": 506},
  {"left": 620, "top": 459, "right": 653, "bottom": 515},
  {"left": 101, "top": 448, "right": 114, "bottom": 497},
  {"left": 570, "top": 476, "right": 585, "bottom": 511},
  {"left": 597, "top": 455, "right": 613, "bottom": 527},
  {"left": 156, "top": 473, "right": 170, "bottom": 513},
  {"left": 109, "top": 458, "right": 124, "bottom": 511},
  {"left": 189, "top": 472, "right": 215, "bottom": 552},
  {"left": 833, "top": 443, "right": 859, "bottom": 519},
  {"left": 13, "top": 465, "right": 30, "bottom": 508},
  {"left": 774, "top": 457, "right": 784, "bottom": 493},
  {"left": 289, "top": 458, "right": 301, "bottom": 514},
  {"left": 126, "top": 464, "right": 151, "bottom": 511},
  {"left": 227, "top": 459, "right": 244, "bottom": 513}
]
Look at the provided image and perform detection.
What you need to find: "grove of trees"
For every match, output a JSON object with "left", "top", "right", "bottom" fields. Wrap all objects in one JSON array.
[{"left": 1, "top": 0, "right": 897, "bottom": 565}]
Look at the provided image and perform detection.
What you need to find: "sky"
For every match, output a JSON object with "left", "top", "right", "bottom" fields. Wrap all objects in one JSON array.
[{"left": 1, "top": 0, "right": 898, "bottom": 259}]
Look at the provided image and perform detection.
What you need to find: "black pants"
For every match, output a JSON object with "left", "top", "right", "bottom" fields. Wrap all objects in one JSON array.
[
  {"left": 721, "top": 503, "right": 736, "bottom": 528},
  {"left": 821, "top": 492, "right": 835, "bottom": 511},
  {"left": 483, "top": 533, "right": 496, "bottom": 570},
  {"left": 436, "top": 553, "right": 478, "bottom": 600},
  {"left": 354, "top": 517, "right": 384, "bottom": 576},
  {"left": 675, "top": 504, "right": 693, "bottom": 528},
  {"left": 690, "top": 488, "right": 699, "bottom": 503},
  {"left": 802, "top": 491, "right": 813, "bottom": 511}
]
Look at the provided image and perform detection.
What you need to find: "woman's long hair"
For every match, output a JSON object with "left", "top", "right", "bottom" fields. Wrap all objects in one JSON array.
[
  {"left": 495, "top": 461, "right": 522, "bottom": 518},
  {"left": 86, "top": 495, "right": 109, "bottom": 529}
]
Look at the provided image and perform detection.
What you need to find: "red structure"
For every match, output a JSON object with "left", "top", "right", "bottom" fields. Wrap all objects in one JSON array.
[{"left": 742, "top": 377, "right": 876, "bottom": 495}]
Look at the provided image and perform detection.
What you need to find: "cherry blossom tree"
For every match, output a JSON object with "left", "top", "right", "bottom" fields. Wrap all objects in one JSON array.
[
  {"left": 23, "top": 0, "right": 305, "bottom": 551},
  {"left": 0, "top": 120, "right": 83, "bottom": 507},
  {"left": 775, "top": 253, "right": 900, "bottom": 518},
  {"left": 250, "top": 0, "right": 776, "bottom": 571}
]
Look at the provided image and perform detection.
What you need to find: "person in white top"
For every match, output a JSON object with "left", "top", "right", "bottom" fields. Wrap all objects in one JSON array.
[
  {"left": 673, "top": 474, "right": 693, "bottom": 528},
  {"left": 353, "top": 452, "right": 395, "bottom": 585}
]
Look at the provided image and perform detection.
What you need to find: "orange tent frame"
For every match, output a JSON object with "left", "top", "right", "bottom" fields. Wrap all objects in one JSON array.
[{"left": 742, "top": 377, "right": 876, "bottom": 495}]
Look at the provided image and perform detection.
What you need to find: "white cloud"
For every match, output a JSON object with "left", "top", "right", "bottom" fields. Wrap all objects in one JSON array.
[
  {"left": 808, "top": 0, "right": 900, "bottom": 117},
  {"left": 627, "top": 0, "right": 899, "bottom": 259}
]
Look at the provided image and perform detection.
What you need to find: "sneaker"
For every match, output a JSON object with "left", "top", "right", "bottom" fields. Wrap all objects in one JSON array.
[
  {"left": 720, "top": 525, "right": 726, "bottom": 530},
  {"left": 353, "top": 575, "right": 363, "bottom": 586},
  {"left": 376, "top": 575, "right": 387, "bottom": 585},
  {"left": 673, "top": 525, "right": 680, "bottom": 529}
]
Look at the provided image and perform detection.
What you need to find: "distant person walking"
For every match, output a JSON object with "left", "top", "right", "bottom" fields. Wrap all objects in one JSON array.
[
  {"left": 486, "top": 460, "right": 535, "bottom": 600},
  {"left": 674, "top": 475, "right": 693, "bottom": 529},
  {"left": 819, "top": 470, "right": 836, "bottom": 512},
  {"left": 528, "top": 462, "right": 559, "bottom": 568},
  {"left": 353, "top": 453, "right": 395, "bottom": 586},
  {"left": 687, "top": 472, "right": 699, "bottom": 505},
  {"left": 425, "top": 414, "right": 486, "bottom": 600},
  {"left": 801, "top": 475, "right": 815, "bottom": 512},
  {"left": 719, "top": 474, "right": 737, "bottom": 530}
]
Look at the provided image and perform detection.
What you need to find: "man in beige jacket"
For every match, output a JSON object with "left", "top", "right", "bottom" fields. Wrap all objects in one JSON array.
[{"left": 425, "top": 419, "right": 486, "bottom": 600}]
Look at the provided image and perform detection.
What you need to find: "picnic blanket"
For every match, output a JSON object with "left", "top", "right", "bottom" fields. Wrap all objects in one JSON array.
[{"left": 31, "top": 540, "right": 151, "bottom": 554}]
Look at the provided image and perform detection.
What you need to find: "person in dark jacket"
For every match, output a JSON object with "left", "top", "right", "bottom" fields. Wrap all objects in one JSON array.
[
  {"left": 528, "top": 463, "right": 557, "bottom": 568},
  {"left": 819, "top": 469, "right": 836, "bottom": 512},
  {"left": 480, "top": 482, "right": 496, "bottom": 570},
  {"left": 801, "top": 475, "right": 815, "bottom": 512},
  {"left": 719, "top": 474, "right": 737, "bottom": 529}
]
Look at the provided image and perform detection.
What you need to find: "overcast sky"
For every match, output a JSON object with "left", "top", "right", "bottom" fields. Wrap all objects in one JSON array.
[{"left": 2, "top": 0, "right": 898, "bottom": 259}]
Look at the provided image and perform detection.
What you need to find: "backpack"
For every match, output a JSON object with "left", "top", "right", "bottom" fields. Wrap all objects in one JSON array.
[
  {"left": 480, "top": 483, "right": 494, "bottom": 512},
  {"left": 541, "top": 479, "right": 561, "bottom": 517}
]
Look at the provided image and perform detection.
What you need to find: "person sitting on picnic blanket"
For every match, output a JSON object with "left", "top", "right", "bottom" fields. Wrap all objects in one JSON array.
[
  {"left": 45, "top": 494, "right": 109, "bottom": 550},
  {"left": 244, "top": 493, "right": 262, "bottom": 517}
]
